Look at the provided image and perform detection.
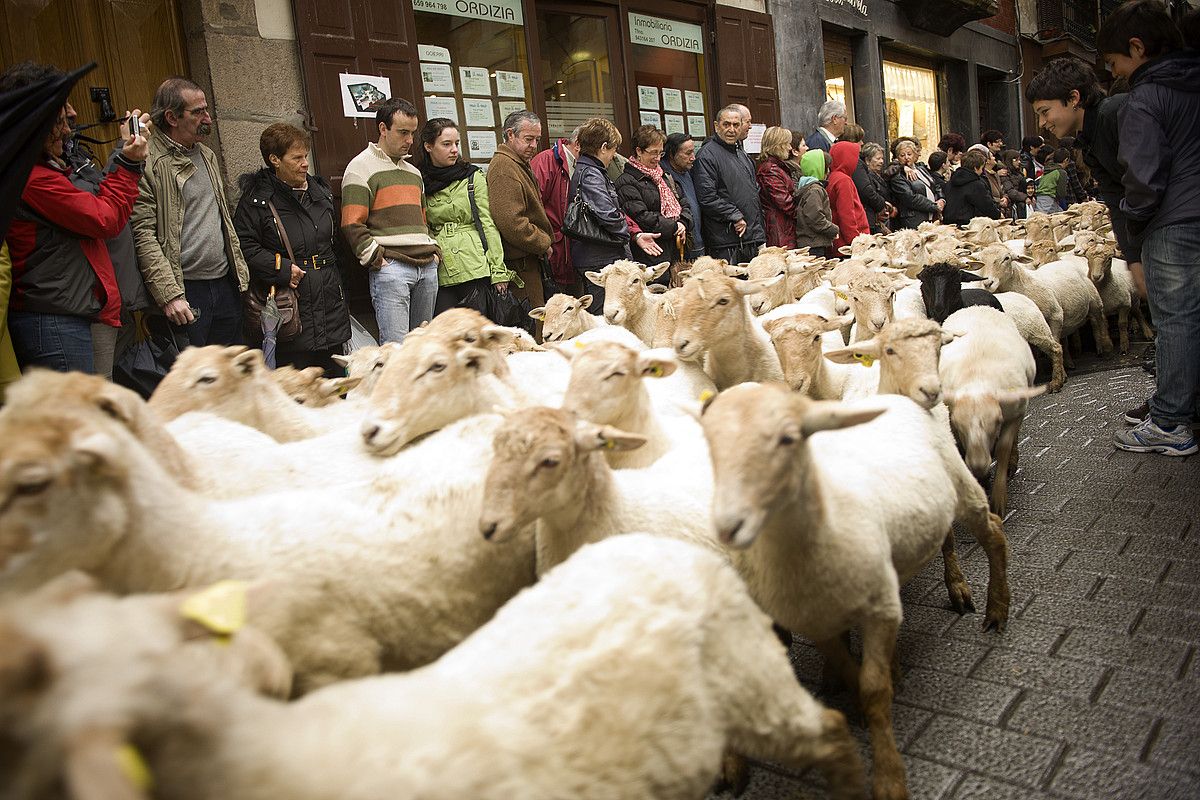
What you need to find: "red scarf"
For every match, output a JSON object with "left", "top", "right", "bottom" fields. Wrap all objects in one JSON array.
[{"left": 628, "top": 158, "right": 682, "bottom": 219}]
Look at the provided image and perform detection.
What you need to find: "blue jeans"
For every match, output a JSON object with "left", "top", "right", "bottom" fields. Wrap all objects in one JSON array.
[
  {"left": 7, "top": 310, "right": 94, "bottom": 373},
  {"left": 181, "top": 276, "right": 243, "bottom": 347},
  {"left": 368, "top": 257, "right": 438, "bottom": 343},
  {"left": 1142, "top": 223, "right": 1200, "bottom": 428}
]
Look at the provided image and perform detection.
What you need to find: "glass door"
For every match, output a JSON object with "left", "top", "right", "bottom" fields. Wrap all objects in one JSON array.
[{"left": 536, "top": 4, "right": 627, "bottom": 142}]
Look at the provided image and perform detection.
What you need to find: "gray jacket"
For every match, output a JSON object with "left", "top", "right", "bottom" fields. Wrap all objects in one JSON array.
[{"left": 692, "top": 136, "right": 765, "bottom": 248}]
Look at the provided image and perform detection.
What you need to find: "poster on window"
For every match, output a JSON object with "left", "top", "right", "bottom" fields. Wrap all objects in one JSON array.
[
  {"left": 497, "top": 101, "right": 527, "bottom": 122},
  {"left": 687, "top": 115, "right": 708, "bottom": 138},
  {"left": 663, "top": 114, "right": 685, "bottom": 135},
  {"left": 661, "top": 88, "right": 683, "bottom": 113},
  {"left": 339, "top": 73, "right": 392, "bottom": 118},
  {"left": 424, "top": 96, "right": 458, "bottom": 123},
  {"left": 495, "top": 70, "right": 525, "bottom": 97},
  {"left": 637, "top": 85, "right": 659, "bottom": 110},
  {"left": 639, "top": 110, "right": 661, "bottom": 128},
  {"left": 467, "top": 130, "right": 498, "bottom": 160},
  {"left": 459, "top": 67, "right": 490, "bottom": 96},
  {"left": 418, "top": 44, "right": 451, "bottom": 63},
  {"left": 463, "top": 98, "right": 495, "bottom": 128},
  {"left": 685, "top": 90, "right": 705, "bottom": 114},
  {"left": 421, "top": 63, "right": 455, "bottom": 93}
]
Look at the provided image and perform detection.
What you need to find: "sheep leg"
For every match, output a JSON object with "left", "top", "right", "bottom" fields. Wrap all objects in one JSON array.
[
  {"left": 1069, "top": 331, "right": 1083, "bottom": 358},
  {"left": 815, "top": 635, "right": 862, "bottom": 696},
  {"left": 859, "top": 617, "right": 908, "bottom": 800},
  {"left": 960, "top": 506, "right": 1010, "bottom": 632},
  {"left": 990, "top": 416, "right": 1023, "bottom": 517},
  {"left": 1090, "top": 300, "right": 1114, "bottom": 355},
  {"left": 941, "top": 529, "right": 975, "bottom": 614},
  {"left": 1060, "top": 337, "right": 1075, "bottom": 369},
  {"left": 1132, "top": 299, "right": 1155, "bottom": 340},
  {"left": 718, "top": 752, "right": 750, "bottom": 797},
  {"left": 1027, "top": 331, "right": 1066, "bottom": 392},
  {"left": 1117, "top": 307, "right": 1130, "bottom": 355}
]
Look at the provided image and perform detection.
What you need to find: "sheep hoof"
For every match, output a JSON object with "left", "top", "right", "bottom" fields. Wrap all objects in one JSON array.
[
  {"left": 982, "top": 610, "right": 1008, "bottom": 633},
  {"left": 719, "top": 752, "right": 751, "bottom": 796},
  {"left": 947, "top": 584, "right": 975, "bottom": 614}
]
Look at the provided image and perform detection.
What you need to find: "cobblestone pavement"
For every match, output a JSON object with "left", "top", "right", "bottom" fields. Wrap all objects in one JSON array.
[{"left": 711, "top": 362, "right": 1200, "bottom": 799}]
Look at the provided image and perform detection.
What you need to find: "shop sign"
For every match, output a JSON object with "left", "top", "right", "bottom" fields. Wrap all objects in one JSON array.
[
  {"left": 413, "top": 0, "right": 523, "bottom": 26},
  {"left": 824, "top": 0, "right": 868, "bottom": 15},
  {"left": 629, "top": 12, "right": 704, "bottom": 54}
]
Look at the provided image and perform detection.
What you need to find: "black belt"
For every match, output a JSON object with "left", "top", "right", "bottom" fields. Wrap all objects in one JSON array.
[{"left": 296, "top": 255, "right": 335, "bottom": 270}]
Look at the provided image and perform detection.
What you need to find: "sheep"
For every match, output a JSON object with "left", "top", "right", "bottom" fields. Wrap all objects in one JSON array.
[
  {"left": 701, "top": 384, "right": 1009, "bottom": 800},
  {"left": 1, "top": 536, "right": 865, "bottom": 800},
  {"left": 744, "top": 247, "right": 830, "bottom": 316},
  {"left": 833, "top": 270, "right": 903, "bottom": 342},
  {"left": 1031, "top": 255, "right": 1115, "bottom": 362},
  {"left": 529, "top": 293, "right": 606, "bottom": 342},
  {"left": 1025, "top": 238, "right": 1065, "bottom": 268},
  {"left": 823, "top": 316, "right": 953, "bottom": 409},
  {"left": 272, "top": 365, "right": 363, "bottom": 407},
  {"left": 331, "top": 341, "right": 403, "bottom": 398},
  {"left": 764, "top": 313, "right": 877, "bottom": 400},
  {"left": 939, "top": 306, "right": 1046, "bottom": 515},
  {"left": 582, "top": 260, "right": 672, "bottom": 345},
  {"left": 916, "top": 263, "right": 1005, "bottom": 323},
  {"left": 1077, "top": 240, "right": 1154, "bottom": 355},
  {"left": 670, "top": 272, "right": 785, "bottom": 388},
  {"left": 0, "top": 405, "right": 537, "bottom": 694}
]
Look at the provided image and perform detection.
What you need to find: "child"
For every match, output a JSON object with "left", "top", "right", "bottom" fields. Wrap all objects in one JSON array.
[{"left": 1033, "top": 148, "right": 1069, "bottom": 213}]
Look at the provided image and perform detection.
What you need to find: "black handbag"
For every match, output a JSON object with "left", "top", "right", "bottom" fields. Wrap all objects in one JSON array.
[
  {"left": 563, "top": 192, "right": 625, "bottom": 245},
  {"left": 458, "top": 284, "right": 535, "bottom": 334}
]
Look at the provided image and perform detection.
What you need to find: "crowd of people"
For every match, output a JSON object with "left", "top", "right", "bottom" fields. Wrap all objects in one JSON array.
[{"left": 0, "top": 0, "right": 1195, "bottom": 458}]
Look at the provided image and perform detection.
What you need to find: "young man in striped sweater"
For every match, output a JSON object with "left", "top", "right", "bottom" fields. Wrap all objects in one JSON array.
[{"left": 341, "top": 98, "right": 442, "bottom": 342}]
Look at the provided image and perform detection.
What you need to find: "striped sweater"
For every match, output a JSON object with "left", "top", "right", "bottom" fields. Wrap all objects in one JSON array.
[{"left": 340, "top": 142, "right": 441, "bottom": 266}]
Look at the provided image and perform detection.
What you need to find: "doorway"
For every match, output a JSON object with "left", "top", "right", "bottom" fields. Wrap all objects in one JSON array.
[{"left": 536, "top": 3, "right": 628, "bottom": 142}]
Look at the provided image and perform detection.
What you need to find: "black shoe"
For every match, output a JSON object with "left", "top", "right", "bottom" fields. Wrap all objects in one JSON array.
[{"left": 1124, "top": 401, "right": 1149, "bottom": 425}]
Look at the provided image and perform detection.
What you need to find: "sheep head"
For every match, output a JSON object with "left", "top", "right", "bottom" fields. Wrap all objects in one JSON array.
[
  {"left": 561, "top": 342, "right": 676, "bottom": 427},
  {"left": 414, "top": 308, "right": 516, "bottom": 375},
  {"left": 763, "top": 313, "right": 854, "bottom": 395},
  {"left": 678, "top": 256, "right": 747, "bottom": 280},
  {"left": 1025, "top": 239, "right": 1062, "bottom": 267},
  {"left": 333, "top": 343, "right": 403, "bottom": 399},
  {"left": 148, "top": 346, "right": 272, "bottom": 422},
  {"left": 825, "top": 317, "right": 953, "bottom": 409},
  {"left": 745, "top": 250, "right": 828, "bottom": 315},
  {"left": 1081, "top": 242, "right": 1117, "bottom": 285},
  {"left": 967, "top": 243, "right": 1029, "bottom": 293},
  {"left": 478, "top": 408, "right": 644, "bottom": 543},
  {"left": 671, "top": 273, "right": 781, "bottom": 362},
  {"left": 835, "top": 271, "right": 902, "bottom": 342},
  {"left": 700, "top": 382, "right": 885, "bottom": 548},
  {"left": 531, "top": 294, "right": 594, "bottom": 342},
  {"left": 271, "top": 366, "right": 359, "bottom": 407},
  {"left": 1023, "top": 213, "right": 1057, "bottom": 244},
  {"left": 916, "top": 263, "right": 987, "bottom": 325},
  {"left": 943, "top": 387, "right": 1046, "bottom": 479},
  {"left": 584, "top": 261, "right": 669, "bottom": 327}
]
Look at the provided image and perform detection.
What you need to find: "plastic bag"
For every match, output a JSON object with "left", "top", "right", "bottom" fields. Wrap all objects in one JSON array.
[
  {"left": 346, "top": 314, "right": 379, "bottom": 353},
  {"left": 113, "top": 314, "right": 188, "bottom": 399},
  {"left": 459, "top": 284, "right": 535, "bottom": 334}
]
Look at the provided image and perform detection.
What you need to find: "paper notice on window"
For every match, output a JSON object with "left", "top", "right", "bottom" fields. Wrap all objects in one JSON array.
[
  {"left": 459, "top": 66, "right": 491, "bottom": 96},
  {"left": 497, "top": 101, "right": 527, "bottom": 121},
  {"left": 495, "top": 70, "right": 525, "bottom": 97},
  {"left": 339, "top": 73, "right": 391, "bottom": 118},
  {"left": 421, "top": 62, "right": 454, "bottom": 93},
  {"left": 687, "top": 115, "right": 708, "bottom": 138},
  {"left": 424, "top": 96, "right": 459, "bottom": 123},
  {"left": 664, "top": 114, "right": 685, "bottom": 135},
  {"left": 418, "top": 44, "right": 451, "bottom": 63},
  {"left": 685, "top": 90, "right": 705, "bottom": 114},
  {"left": 464, "top": 98, "right": 495, "bottom": 128},
  {"left": 661, "top": 88, "right": 683, "bottom": 113},
  {"left": 743, "top": 123, "right": 766, "bottom": 154},
  {"left": 639, "top": 110, "right": 661, "bottom": 128},
  {"left": 467, "top": 130, "right": 498, "bottom": 160},
  {"left": 637, "top": 85, "right": 659, "bottom": 110}
]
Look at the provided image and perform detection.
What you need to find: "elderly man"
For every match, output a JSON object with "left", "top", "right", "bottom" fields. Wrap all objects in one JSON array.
[
  {"left": 805, "top": 100, "right": 847, "bottom": 153},
  {"left": 131, "top": 77, "right": 249, "bottom": 347},
  {"left": 733, "top": 103, "right": 752, "bottom": 144},
  {"left": 488, "top": 110, "right": 554, "bottom": 326},
  {"left": 693, "top": 104, "right": 765, "bottom": 263},
  {"left": 530, "top": 126, "right": 580, "bottom": 293}
]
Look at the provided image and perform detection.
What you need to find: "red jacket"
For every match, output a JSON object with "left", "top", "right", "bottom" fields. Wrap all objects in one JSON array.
[
  {"left": 530, "top": 139, "right": 574, "bottom": 284},
  {"left": 756, "top": 155, "right": 798, "bottom": 248},
  {"left": 827, "top": 142, "right": 870, "bottom": 253},
  {"left": 6, "top": 159, "right": 138, "bottom": 326}
]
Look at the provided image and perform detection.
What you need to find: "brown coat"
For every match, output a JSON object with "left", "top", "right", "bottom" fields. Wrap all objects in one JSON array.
[{"left": 486, "top": 144, "right": 553, "bottom": 271}]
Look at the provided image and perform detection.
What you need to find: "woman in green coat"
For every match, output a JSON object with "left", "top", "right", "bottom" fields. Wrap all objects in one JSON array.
[{"left": 417, "top": 118, "right": 519, "bottom": 314}]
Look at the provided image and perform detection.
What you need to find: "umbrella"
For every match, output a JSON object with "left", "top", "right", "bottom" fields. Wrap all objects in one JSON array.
[{"left": 261, "top": 285, "right": 282, "bottom": 369}]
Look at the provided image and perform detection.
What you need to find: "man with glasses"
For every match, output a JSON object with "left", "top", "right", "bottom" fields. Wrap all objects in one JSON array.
[
  {"left": 805, "top": 100, "right": 847, "bottom": 153},
  {"left": 131, "top": 77, "right": 249, "bottom": 346}
]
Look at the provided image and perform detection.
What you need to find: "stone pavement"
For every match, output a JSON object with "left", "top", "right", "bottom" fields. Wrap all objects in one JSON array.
[{"left": 712, "top": 363, "right": 1200, "bottom": 799}]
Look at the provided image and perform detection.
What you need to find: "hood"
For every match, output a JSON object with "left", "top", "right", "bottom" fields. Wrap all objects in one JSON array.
[
  {"left": 830, "top": 141, "right": 860, "bottom": 177},
  {"left": 1132, "top": 50, "right": 1200, "bottom": 92},
  {"left": 949, "top": 166, "right": 980, "bottom": 187},
  {"left": 800, "top": 149, "right": 827, "bottom": 180}
]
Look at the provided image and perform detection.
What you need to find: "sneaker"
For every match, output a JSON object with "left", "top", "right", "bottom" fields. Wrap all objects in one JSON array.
[
  {"left": 1113, "top": 418, "right": 1199, "bottom": 456},
  {"left": 1124, "top": 401, "right": 1150, "bottom": 425}
]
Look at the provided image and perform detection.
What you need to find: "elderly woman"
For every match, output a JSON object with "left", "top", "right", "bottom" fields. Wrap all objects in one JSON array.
[
  {"left": 616, "top": 125, "right": 691, "bottom": 275},
  {"left": 417, "top": 118, "right": 516, "bottom": 314},
  {"left": 234, "top": 123, "right": 350, "bottom": 375},
  {"left": 885, "top": 138, "right": 942, "bottom": 229},
  {"left": 756, "top": 126, "right": 802, "bottom": 248},
  {"left": 661, "top": 133, "right": 705, "bottom": 260},
  {"left": 795, "top": 150, "right": 841, "bottom": 257},
  {"left": 859, "top": 142, "right": 892, "bottom": 234},
  {"left": 568, "top": 117, "right": 658, "bottom": 310}
]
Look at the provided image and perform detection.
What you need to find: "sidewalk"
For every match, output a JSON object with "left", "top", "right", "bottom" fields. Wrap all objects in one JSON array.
[{"left": 713, "top": 364, "right": 1199, "bottom": 799}]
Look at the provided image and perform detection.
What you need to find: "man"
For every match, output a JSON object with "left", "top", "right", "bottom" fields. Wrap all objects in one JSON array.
[
  {"left": 341, "top": 97, "right": 441, "bottom": 343},
  {"left": 968, "top": 143, "right": 1009, "bottom": 214},
  {"left": 131, "top": 77, "right": 248, "bottom": 347},
  {"left": 693, "top": 104, "right": 765, "bottom": 263},
  {"left": 806, "top": 101, "right": 846, "bottom": 153},
  {"left": 1098, "top": 0, "right": 1199, "bottom": 456},
  {"left": 936, "top": 133, "right": 967, "bottom": 167},
  {"left": 941, "top": 149, "right": 1001, "bottom": 225},
  {"left": 733, "top": 103, "right": 752, "bottom": 144},
  {"left": 980, "top": 129, "right": 1005, "bottom": 156},
  {"left": 487, "top": 110, "right": 553, "bottom": 332},
  {"left": 1019, "top": 135, "right": 1044, "bottom": 181},
  {"left": 530, "top": 126, "right": 579, "bottom": 293}
]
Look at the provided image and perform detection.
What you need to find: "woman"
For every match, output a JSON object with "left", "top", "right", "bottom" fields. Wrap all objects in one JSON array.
[
  {"left": 789, "top": 129, "right": 809, "bottom": 166},
  {"left": 968, "top": 144, "right": 1008, "bottom": 216},
  {"left": 234, "top": 123, "right": 350, "bottom": 375},
  {"left": 794, "top": 150, "right": 841, "bottom": 257},
  {"left": 616, "top": 125, "right": 691, "bottom": 275},
  {"left": 661, "top": 133, "right": 705, "bottom": 260},
  {"left": 416, "top": 118, "right": 516, "bottom": 314},
  {"left": 997, "top": 149, "right": 1028, "bottom": 219},
  {"left": 827, "top": 141, "right": 871, "bottom": 253},
  {"left": 567, "top": 117, "right": 658, "bottom": 311},
  {"left": 756, "top": 126, "right": 801, "bottom": 248},
  {"left": 927, "top": 150, "right": 951, "bottom": 197},
  {"left": 885, "top": 138, "right": 942, "bottom": 229},
  {"left": 860, "top": 142, "right": 892, "bottom": 234}
]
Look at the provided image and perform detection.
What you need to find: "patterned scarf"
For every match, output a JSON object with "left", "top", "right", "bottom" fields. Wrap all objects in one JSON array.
[{"left": 628, "top": 158, "right": 682, "bottom": 219}]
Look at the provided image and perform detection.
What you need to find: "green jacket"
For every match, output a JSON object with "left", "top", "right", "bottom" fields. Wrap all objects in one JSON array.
[
  {"left": 1035, "top": 165, "right": 1067, "bottom": 200},
  {"left": 426, "top": 172, "right": 517, "bottom": 287},
  {"left": 130, "top": 131, "right": 249, "bottom": 307}
]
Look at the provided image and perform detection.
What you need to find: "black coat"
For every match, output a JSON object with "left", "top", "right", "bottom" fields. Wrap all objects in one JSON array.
[
  {"left": 567, "top": 153, "right": 632, "bottom": 270},
  {"left": 942, "top": 167, "right": 1001, "bottom": 226},
  {"left": 884, "top": 163, "right": 939, "bottom": 230},
  {"left": 692, "top": 136, "right": 765, "bottom": 248},
  {"left": 233, "top": 169, "right": 351, "bottom": 353},
  {"left": 853, "top": 158, "right": 889, "bottom": 215},
  {"left": 614, "top": 162, "right": 692, "bottom": 265},
  {"left": 1078, "top": 95, "right": 1126, "bottom": 201}
]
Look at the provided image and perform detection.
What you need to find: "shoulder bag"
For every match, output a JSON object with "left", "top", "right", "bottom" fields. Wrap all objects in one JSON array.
[
  {"left": 244, "top": 199, "right": 302, "bottom": 343},
  {"left": 563, "top": 173, "right": 625, "bottom": 245}
]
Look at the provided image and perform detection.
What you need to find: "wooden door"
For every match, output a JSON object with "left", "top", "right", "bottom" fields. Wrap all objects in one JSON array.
[
  {"left": 0, "top": 0, "right": 188, "bottom": 164},
  {"left": 713, "top": 5, "right": 779, "bottom": 127}
]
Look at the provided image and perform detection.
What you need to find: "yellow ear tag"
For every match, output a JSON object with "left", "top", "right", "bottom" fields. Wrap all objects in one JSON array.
[
  {"left": 573, "top": 340, "right": 585, "bottom": 350},
  {"left": 116, "top": 744, "right": 154, "bottom": 791},
  {"left": 649, "top": 365, "right": 664, "bottom": 377},
  {"left": 604, "top": 439, "right": 616, "bottom": 450},
  {"left": 699, "top": 389, "right": 715, "bottom": 403},
  {"left": 853, "top": 353, "right": 875, "bottom": 368},
  {"left": 834, "top": 290, "right": 848, "bottom": 301},
  {"left": 180, "top": 580, "right": 248, "bottom": 637}
]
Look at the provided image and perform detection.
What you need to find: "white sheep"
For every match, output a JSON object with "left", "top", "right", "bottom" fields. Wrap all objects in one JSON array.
[
  {"left": 1077, "top": 240, "right": 1154, "bottom": 355},
  {"left": 583, "top": 259, "right": 671, "bottom": 344},
  {"left": 670, "top": 272, "right": 784, "bottom": 388},
  {"left": 528, "top": 293, "right": 607, "bottom": 342},
  {"left": 744, "top": 247, "right": 830, "bottom": 315},
  {"left": 765, "top": 313, "right": 877, "bottom": 400},
  {"left": 2, "top": 536, "right": 865, "bottom": 800}
]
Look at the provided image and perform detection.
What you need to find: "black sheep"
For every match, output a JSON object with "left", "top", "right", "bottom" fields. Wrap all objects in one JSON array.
[{"left": 917, "top": 262, "right": 1004, "bottom": 324}]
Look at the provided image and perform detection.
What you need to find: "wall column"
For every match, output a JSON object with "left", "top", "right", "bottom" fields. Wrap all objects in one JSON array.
[{"left": 851, "top": 31, "right": 885, "bottom": 141}]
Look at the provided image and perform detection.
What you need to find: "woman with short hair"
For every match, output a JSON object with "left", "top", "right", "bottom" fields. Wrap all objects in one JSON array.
[
  {"left": 756, "top": 126, "right": 802, "bottom": 248},
  {"left": 884, "top": 138, "right": 942, "bottom": 229},
  {"left": 859, "top": 142, "right": 892, "bottom": 234},
  {"left": 661, "top": 133, "right": 705, "bottom": 260},
  {"left": 615, "top": 125, "right": 691, "bottom": 275}
]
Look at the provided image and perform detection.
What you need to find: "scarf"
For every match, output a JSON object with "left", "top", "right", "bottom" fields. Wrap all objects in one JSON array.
[
  {"left": 628, "top": 158, "right": 682, "bottom": 219},
  {"left": 418, "top": 157, "right": 477, "bottom": 197}
]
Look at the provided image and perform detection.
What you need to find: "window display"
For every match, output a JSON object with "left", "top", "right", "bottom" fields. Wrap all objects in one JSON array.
[{"left": 883, "top": 61, "right": 941, "bottom": 160}]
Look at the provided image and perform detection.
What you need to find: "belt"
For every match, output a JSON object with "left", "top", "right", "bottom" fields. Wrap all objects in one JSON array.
[{"left": 294, "top": 255, "right": 335, "bottom": 270}]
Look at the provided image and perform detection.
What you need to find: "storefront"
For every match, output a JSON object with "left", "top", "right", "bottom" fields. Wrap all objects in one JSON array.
[{"left": 882, "top": 56, "right": 941, "bottom": 158}]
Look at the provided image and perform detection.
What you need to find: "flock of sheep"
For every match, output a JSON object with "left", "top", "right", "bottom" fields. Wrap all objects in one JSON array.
[{"left": 0, "top": 201, "right": 1142, "bottom": 800}]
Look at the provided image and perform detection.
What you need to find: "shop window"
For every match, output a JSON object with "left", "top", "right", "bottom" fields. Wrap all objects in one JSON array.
[
  {"left": 883, "top": 61, "right": 941, "bottom": 159},
  {"left": 628, "top": 12, "right": 710, "bottom": 141},
  {"left": 824, "top": 62, "right": 855, "bottom": 121},
  {"left": 414, "top": 4, "right": 533, "bottom": 163},
  {"left": 537, "top": 9, "right": 617, "bottom": 142}
]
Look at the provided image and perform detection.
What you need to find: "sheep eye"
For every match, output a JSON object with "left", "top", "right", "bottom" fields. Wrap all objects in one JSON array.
[
  {"left": 812, "top": 335, "right": 820, "bottom": 343},
  {"left": 538, "top": 457, "right": 560, "bottom": 469},
  {"left": 778, "top": 432, "right": 797, "bottom": 447},
  {"left": 15, "top": 478, "right": 52, "bottom": 497},
  {"left": 463, "top": 334, "right": 478, "bottom": 343},
  {"left": 605, "top": 371, "right": 627, "bottom": 380},
  {"left": 716, "top": 297, "right": 730, "bottom": 306},
  {"left": 426, "top": 362, "right": 447, "bottom": 375},
  {"left": 885, "top": 347, "right": 896, "bottom": 356},
  {"left": 196, "top": 375, "right": 217, "bottom": 385}
]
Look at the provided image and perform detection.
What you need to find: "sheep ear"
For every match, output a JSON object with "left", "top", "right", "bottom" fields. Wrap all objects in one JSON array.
[
  {"left": 941, "top": 330, "right": 962, "bottom": 346},
  {"left": 838, "top": 246, "right": 852, "bottom": 255},
  {"left": 331, "top": 353, "right": 350, "bottom": 368},
  {"left": 830, "top": 283, "right": 850, "bottom": 300},
  {"left": 231, "top": 348, "right": 262, "bottom": 376},
  {"left": 958, "top": 270, "right": 986, "bottom": 282},
  {"left": 1013, "top": 254, "right": 1035, "bottom": 264},
  {"left": 824, "top": 340, "right": 881, "bottom": 366},
  {"left": 964, "top": 259, "right": 986, "bottom": 271},
  {"left": 648, "top": 261, "right": 671, "bottom": 280},
  {"left": 528, "top": 306, "right": 547, "bottom": 321},
  {"left": 65, "top": 728, "right": 150, "bottom": 800},
  {"left": 733, "top": 274, "right": 783, "bottom": 295},
  {"left": 994, "top": 385, "right": 1047, "bottom": 404},
  {"left": 636, "top": 349, "right": 677, "bottom": 379},
  {"left": 723, "top": 264, "right": 750, "bottom": 278},
  {"left": 574, "top": 422, "right": 647, "bottom": 453},
  {"left": 800, "top": 401, "right": 886, "bottom": 437},
  {"left": 93, "top": 384, "right": 142, "bottom": 426},
  {"left": 646, "top": 283, "right": 669, "bottom": 294},
  {"left": 584, "top": 271, "right": 604, "bottom": 286},
  {"left": 70, "top": 430, "right": 123, "bottom": 476},
  {"left": 577, "top": 294, "right": 593, "bottom": 309},
  {"left": 319, "top": 375, "right": 363, "bottom": 398},
  {"left": 456, "top": 347, "right": 490, "bottom": 372}
]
